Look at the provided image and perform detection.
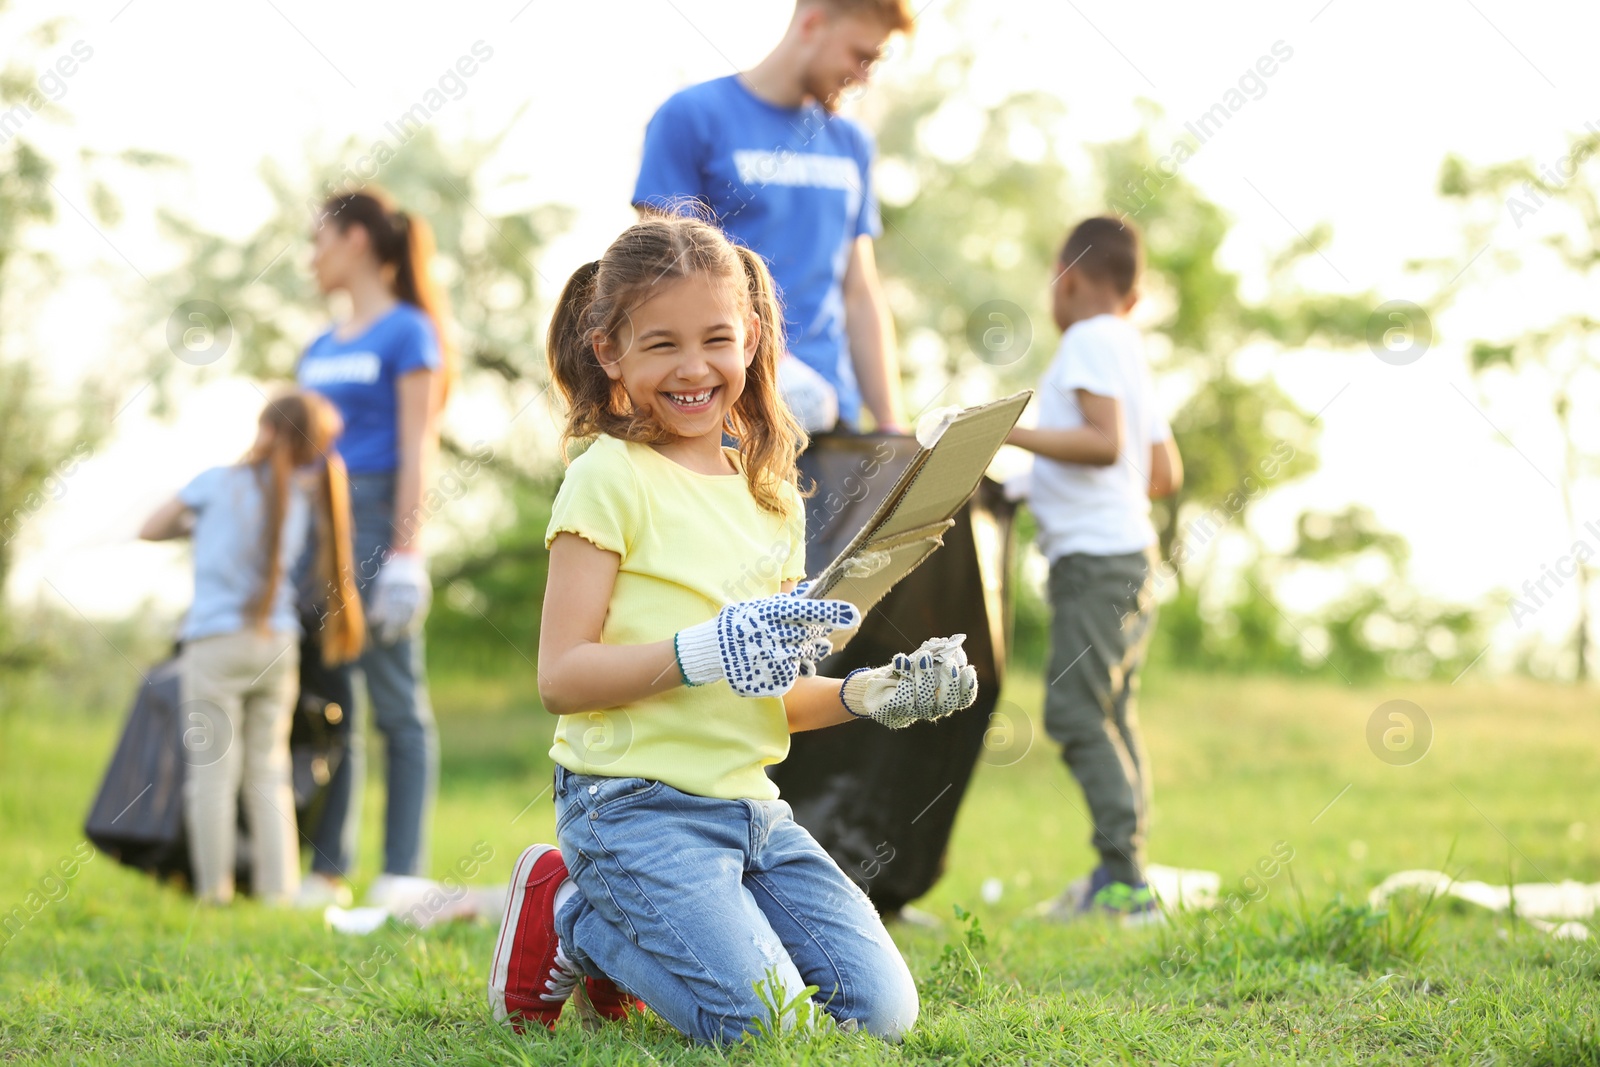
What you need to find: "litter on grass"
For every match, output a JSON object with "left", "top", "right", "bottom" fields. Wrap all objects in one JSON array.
[
  {"left": 1146, "top": 865, "right": 1223, "bottom": 910},
  {"left": 325, "top": 878, "right": 509, "bottom": 934},
  {"left": 1368, "top": 870, "right": 1595, "bottom": 940},
  {"left": 317, "top": 867, "right": 1595, "bottom": 942}
]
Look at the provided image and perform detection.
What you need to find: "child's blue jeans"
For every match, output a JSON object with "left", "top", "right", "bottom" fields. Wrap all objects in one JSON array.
[{"left": 552, "top": 765, "right": 919, "bottom": 1044}]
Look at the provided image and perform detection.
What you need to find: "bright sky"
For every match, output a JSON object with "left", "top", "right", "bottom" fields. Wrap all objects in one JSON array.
[{"left": 8, "top": 0, "right": 1600, "bottom": 669}]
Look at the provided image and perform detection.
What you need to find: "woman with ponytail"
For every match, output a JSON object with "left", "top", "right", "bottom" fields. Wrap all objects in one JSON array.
[
  {"left": 141, "top": 390, "right": 360, "bottom": 904},
  {"left": 293, "top": 186, "right": 452, "bottom": 907}
]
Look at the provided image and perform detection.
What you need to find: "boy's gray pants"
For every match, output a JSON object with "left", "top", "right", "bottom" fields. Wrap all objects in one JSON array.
[{"left": 1043, "top": 549, "right": 1156, "bottom": 887}]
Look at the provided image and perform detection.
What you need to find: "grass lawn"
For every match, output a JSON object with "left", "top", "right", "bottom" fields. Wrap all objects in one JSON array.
[{"left": 2, "top": 661, "right": 1598, "bottom": 1064}]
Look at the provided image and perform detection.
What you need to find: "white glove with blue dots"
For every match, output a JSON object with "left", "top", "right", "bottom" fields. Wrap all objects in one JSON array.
[
  {"left": 675, "top": 592, "right": 860, "bottom": 698},
  {"left": 785, "top": 581, "right": 837, "bottom": 677},
  {"left": 841, "top": 634, "right": 979, "bottom": 729}
]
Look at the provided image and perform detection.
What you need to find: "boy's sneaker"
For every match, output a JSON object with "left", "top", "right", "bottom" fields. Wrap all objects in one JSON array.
[
  {"left": 1090, "top": 880, "right": 1165, "bottom": 927},
  {"left": 488, "top": 844, "right": 582, "bottom": 1032},
  {"left": 1027, "top": 864, "right": 1107, "bottom": 921},
  {"left": 1030, "top": 865, "right": 1164, "bottom": 927}
]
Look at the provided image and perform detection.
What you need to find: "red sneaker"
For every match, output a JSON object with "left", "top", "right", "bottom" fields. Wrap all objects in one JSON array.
[
  {"left": 488, "top": 844, "right": 580, "bottom": 1033},
  {"left": 575, "top": 976, "right": 646, "bottom": 1028}
]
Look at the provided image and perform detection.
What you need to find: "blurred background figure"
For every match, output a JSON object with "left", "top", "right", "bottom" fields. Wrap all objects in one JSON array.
[
  {"left": 138, "top": 390, "right": 362, "bottom": 905},
  {"left": 1005, "top": 218, "right": 1182, "bottom": 925},
  {"left": 628, "top": 0, "right": 1021, "bottom": 923},
  {"left": 293, "top": 188, "right": 454, "bottom": 908},
  {"left": 632, "top": 0, "right": 911, "bottom": 434}
]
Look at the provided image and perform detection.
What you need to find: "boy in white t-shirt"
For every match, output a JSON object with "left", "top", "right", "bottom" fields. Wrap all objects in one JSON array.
[{"left": 1006, "top": 217, "right": 1183, "bottom": 923}]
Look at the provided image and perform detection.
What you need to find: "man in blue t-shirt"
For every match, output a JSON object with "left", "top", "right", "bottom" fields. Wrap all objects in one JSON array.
[{"left": 633, "top": 0, "right": 914, "bottom": 432}]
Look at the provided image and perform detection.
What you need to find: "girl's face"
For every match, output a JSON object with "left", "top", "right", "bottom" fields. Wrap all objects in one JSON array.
[
  {"left": 595, "top": 272, "right": 759, "bottom": 446},
  {"left": 310, "top": 221, "right": 371, "bottom": 295}
]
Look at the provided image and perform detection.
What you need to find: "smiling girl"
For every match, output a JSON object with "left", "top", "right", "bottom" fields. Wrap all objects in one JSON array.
[{"left": 486, "top": 213, "right": 979, "bottom": 1043}]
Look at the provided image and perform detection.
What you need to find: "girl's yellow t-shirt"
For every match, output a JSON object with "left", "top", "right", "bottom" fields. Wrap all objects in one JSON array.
[{"left": 544, "top": 435, "right": 807, "bottom": 800}]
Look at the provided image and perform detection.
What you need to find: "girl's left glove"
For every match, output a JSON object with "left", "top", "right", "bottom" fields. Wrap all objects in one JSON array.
[
  {"left": 841, "top": 634, "right": 979, "bottom": 729},
  {"left": 368, "top": 551, "right": 432, "bottom": 645}
]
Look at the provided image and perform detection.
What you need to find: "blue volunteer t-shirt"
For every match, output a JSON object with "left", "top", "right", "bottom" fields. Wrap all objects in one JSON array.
[
  {"left": 633, "top": 75, "right": 881, "bottom": 427},
  {"left": 297, "top": 304, "right": 441, "bottom": 474}
]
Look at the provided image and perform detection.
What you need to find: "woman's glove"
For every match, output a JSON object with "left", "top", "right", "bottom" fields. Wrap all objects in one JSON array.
[
  {"left": 368, "top": 551, "right": 432, "bottom": 645},
  {"left": 841, "top": 634, "right": 979, "bottom": 729},
  {"left": 675, "top": 592, "right": 859, "bottom": 698}
]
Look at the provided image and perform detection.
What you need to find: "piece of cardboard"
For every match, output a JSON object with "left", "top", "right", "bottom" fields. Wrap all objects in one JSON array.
[{"left": 806, "top": 391, "right": 1031, "bottom": 648}]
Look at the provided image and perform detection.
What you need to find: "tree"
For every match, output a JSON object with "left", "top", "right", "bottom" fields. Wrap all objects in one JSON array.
[
  {"left": 1433, "top": 132, "right": 1600, "bottom": 680},
  {"left": 870, "top": 50, "right": 1374, "bottom": 591},
  {"left": 146, "top": 126, "right": 573, "bottom": 668},
  {"left": 0, "top": 11, "right": 122, "bottom": 642},
  {"left": 866, "top": 32, "right": 1490, "bottom": 679}
]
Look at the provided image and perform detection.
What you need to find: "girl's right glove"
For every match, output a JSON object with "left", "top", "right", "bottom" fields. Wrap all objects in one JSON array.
[
  {"left": 675, "top": 593, "right": 859, "bottom": 698},
  {"left": 841, "top": 634, "right": 979, "bottom": 729}
]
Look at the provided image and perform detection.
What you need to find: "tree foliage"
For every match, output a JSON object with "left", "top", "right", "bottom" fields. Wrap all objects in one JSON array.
[
  {"left": 871, "top": 49, "right": 1373, "bottom": 583},
  {"left": 869, "top": 35, "right": 1485, "bottom": 679},
  {"left": 0, "top": 10, "right": 113, "bottom": 638},
  {"left": 1432, "top": 131, "right": 1600, "bottom": 680},
  {"left": 136, "top": 29, "right": 1494, "bottom": 681},
  {"left": 147, "top": 126, "right": 572, "bottom": 671}
]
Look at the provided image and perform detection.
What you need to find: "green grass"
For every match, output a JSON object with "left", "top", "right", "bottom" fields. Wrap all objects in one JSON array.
[{"left": 2, "top": 663, "right": 1598, "bottom": 1064}]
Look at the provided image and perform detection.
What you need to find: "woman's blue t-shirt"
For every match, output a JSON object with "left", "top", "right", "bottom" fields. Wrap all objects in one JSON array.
[{"left": 298, "top": 304, "right": 441, "bottom": 475}]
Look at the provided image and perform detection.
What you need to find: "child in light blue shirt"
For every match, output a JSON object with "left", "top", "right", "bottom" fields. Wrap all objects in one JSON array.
[{"left": 141, "top": 390, "right": 363, "bottom": 903}]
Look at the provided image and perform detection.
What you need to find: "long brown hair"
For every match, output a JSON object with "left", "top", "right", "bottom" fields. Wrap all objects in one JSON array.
[
  {"left": 546, "top": 212, "right": 804, "bottom": 516},
  {"left": 246, "top": 390, "right": 365, "bottom": 665},
  {"left": 319, "top": 187, "right": 457, "bottom": 406}
]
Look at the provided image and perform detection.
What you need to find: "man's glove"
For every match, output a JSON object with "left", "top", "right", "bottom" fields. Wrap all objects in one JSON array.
[
  {"left": 675, "top": 592, "right": 859, "bottom": 698},
  {"left": 841, "top": 634, "right": 979, "bottom": 729},
  {"left": 368, "top": 552, "right": 432, "bottom": 645}
]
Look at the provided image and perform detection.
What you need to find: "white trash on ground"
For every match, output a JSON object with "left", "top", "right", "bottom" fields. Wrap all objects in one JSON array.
[
  {"left": 1368, "top": 870, "right": 1595, "bottom": 940},
  {"left": 324, "top": 877, "right": 509, "bottom": 935},
  {"left": 1146, "top": 864, "right": 1222, "bottom": 910}
]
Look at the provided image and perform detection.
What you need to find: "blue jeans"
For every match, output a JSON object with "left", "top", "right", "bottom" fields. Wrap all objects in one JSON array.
[
  {"left": 307, "top": 472, "right": 438, "bottom": 877},
  {"left": 551, "top": 766, "right": 919, "bottom": 1044}
]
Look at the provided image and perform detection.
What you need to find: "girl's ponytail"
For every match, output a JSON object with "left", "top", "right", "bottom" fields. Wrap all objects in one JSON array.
[
  {"left": 389, "top": 209, "right": 457, "bottom": 407},
  {"left": 734, "top": 244, "right": 788, "bottom": 399},
  {"left": 315, "top": 449, "right": 364, "bottom": 665},
  {"left": 546, "top": 260, "right": 609, "bottom": 460},
  {"left": 728, "top": 244, "right": 805, "bottom": 513},
  {"left": 250, "top": 390, "right": 364, "bottom": 665},
  {"left": 246, "top": 427, "right": 298, "bottom": 636}
]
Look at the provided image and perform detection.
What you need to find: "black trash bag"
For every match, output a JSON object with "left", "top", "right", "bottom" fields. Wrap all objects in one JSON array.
[
  {"left": 83, "top": 655, "right": 190, "bottom": 879},
  {"left": 83, "top": 633, "right": 349, "bottom": 894},
  {"left": 772, "top": 432, "right": 1016, "bottom": 914},
  {"left": 289, "top": 619, "right": 354, "bottom": 838}
]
